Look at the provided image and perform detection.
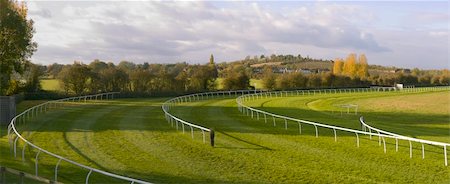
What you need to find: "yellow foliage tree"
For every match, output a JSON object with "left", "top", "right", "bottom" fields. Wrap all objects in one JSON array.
[
  {"left": 357, "top": 54, "right": 369, "bottom": 79},
  {"left": 343, "top": 53, "right": 357, "bottom": 78},
  {"left": 333, "top": 58, "right": 344, "bottom": 75}
]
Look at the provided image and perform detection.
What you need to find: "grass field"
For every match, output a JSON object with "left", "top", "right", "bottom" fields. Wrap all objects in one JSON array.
[
  {"left": 216, "top": 78, "right": 263, "bottom": 89},
  {"left": 40, "top": 79, "right": 62, "bottom": 91},
  {"left": 0, "top": 90, "right": 448, "bottom": 183}
]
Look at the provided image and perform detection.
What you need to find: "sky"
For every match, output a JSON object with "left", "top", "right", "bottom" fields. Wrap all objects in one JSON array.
[{"left": 26, "top": 1, "right": 449, "bottom": 69}]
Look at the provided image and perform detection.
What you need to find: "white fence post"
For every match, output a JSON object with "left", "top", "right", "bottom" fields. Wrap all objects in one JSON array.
[
  {"left": 444, "top": 145, "right": 448, "bottom": 166},
  {"left": 55, "top": 158, "right": 62, "bottom": 182},
  {"left": 333, "top": 129, "right": 337, "bottom": 142},
  {"left": 35, "top": 150, "right": 41, "bottom": 176},
  {"left": 85, "top": 169, "right": 93, "bottom": 184}
]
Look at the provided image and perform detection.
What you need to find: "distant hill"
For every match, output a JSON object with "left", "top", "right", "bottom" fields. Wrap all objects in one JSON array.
[
  {"left": 221, "top": 54, "right": 421, "bottom": 77},
  {"left": 222, "top": 54, "right": 333, "bottom": 71}
]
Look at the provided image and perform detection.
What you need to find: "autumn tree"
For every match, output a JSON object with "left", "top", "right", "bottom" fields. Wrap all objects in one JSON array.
[
  {"left": 0, "top": 0, "right": 37, "bottom": 95},
  {"left": 332, "top": 58, "right": 344, "bottom": 75},
  {"left": 357, "top": 54, "right": 369, "bottom": 79},
  {"left": 343, "top": 53, "right": 357, "bottom": 78}
]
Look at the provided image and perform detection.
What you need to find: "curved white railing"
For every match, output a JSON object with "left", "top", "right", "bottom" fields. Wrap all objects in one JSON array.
[
  {"left": 236, "top": 86, "right": 450, "bottom": 166},
  {"left": 7, "top": 92, "right": 152, "bottom": 184},
  {"left": 162, "top": 90, "right": 264, "bottom": 143},
  {"left": 359, "top": 117, "right": 449, "bottom": 165}
]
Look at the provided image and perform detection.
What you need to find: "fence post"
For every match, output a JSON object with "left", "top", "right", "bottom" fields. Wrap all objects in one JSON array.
[
  {"left": 444, "top": 145, "right": 447, "bottom": 166},
  {"left": 378, "top": 132, "right": 381, "bottom": 146},
  {"left": 55, "top": 158, "right": 62, "bottom": 182},
  {"left": 35, "top": 150, "right": 41, "bottom": 176},
  {"left": 333, "top": 129, "right": 337, "bottom": 142},
  {"left": 409, "top": 141, "right": 412, "bottom": 158},
  {"left": 20, "top": 172, "right": 24, "bottom": 184},
  {"left": 395, "top": 138, "right": 398, "bottom": 152},
  {"left": 421, "top": 144, "right": 425, "bottom": 159},
  {"left": 202, "top": 130, "right": 205, "bottom": 143},
  {"left": 182, "top": 124, "right": 185, "bottom": 134},
  {"left": 355, "top": 133, "right": 360, "bottom": 147},
  {"left": 284, "top": 119, "right": 288, "bottom": 130},
  {"left": 22, "top": 142, "right": 27, "bottom": 161},
  {"left": 85, "top": 169, "right": 93, "bottom": 184},
  {"left": 314, "top": 125, "right": 318, "bottom": 138},
  {"left": 13, "top": 136, "right": 19, "bottom": 158},
  {"left": 298, "top": 122, "right": 302, "bottom": 134},
  {"left": 0, "top": 167, "right": 5, "bottom": 184}
]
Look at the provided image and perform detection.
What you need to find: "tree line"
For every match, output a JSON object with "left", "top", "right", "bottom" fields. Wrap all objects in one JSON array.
[
  {"left": 52, "top": 59, "right": 219, "bottom": 95},
  {"left": 259, "top": 53, "right": 449, "bottom": 90}
]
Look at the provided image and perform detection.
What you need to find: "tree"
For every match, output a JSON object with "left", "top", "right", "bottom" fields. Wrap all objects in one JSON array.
[
  {"left": 343, "top": 53, "right": 357, "bottom": 78},
  {"left": 262, "top": 66, "right": 276, "bottom": 90},
  {"left": 357, "top": 54, "right": 369, "bottom": 79},
  {"left": 88, "top": 59, "right": 108, "bottom": 73},
  {"left": 22, "top": 61, "right": 43, "bottom": 92},
  {"left": 129, "top": 68, "right": 152, "bottom": 93},
  {"left": 0, "top": 0, "right": 37, "bottom": 95},
  {"left": 100, "top": 65, "right": 128, "bottom": 92},
  {"left": 207, "top": 56, "right": 218, "bottom": 90},
  {"left": 333, "top": 58, "right": 344, "bottom": 75},
  {"left": 59, "top": 62, "right": 92, "bottom": 95},
  {"left": 307, "top": 74, "right": 322, "bottom": 88},
  {"left": 47, "top": 63, "right": 64, "bottom": 78},
  {"left": 187, "top": 64, "right": 217, "bottom": 92},
  {"left": 209, "top": 54, "right": 214, "bottom": 65},
  {"left": 222, "top": 65, "right": 250, "bottom": 90}
]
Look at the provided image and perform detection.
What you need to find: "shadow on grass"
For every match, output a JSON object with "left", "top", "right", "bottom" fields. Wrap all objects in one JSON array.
[{"left": 215, "top": 131, "right": 273, "bottom": 151}]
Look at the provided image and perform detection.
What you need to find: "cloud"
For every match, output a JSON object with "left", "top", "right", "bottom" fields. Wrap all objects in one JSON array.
[
  {"left": 25, "top": 1, "right": 446, "bottom": 69},
  {"left": 429, "top": 31, "right": 448, "bottom": 37}
]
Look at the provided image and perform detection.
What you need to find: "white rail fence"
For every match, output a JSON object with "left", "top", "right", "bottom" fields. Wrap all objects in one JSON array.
[
  {"left": 359, "top": 117, "right": 449, "bottom": 166},
  {"left": 7, "top": 92, "right": 152, "bottom": 184},
  {"left": 236, "top": 86, "right": 450, "bottom": 166},
  {"left": 162, "top": 90, "right": 264, "bottom": 143}
]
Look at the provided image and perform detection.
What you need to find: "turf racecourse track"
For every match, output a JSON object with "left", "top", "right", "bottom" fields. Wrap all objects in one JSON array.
[{"left": 4, "top": 87, "right": 450, "bottom": 183}]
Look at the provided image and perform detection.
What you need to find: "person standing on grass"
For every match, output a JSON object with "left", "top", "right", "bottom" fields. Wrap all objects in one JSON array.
[{"left": 210, "top": 128, "right": 215, "bottom": 147}]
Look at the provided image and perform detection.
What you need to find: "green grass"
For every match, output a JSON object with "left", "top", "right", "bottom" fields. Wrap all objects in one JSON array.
[
  {"left": 0, "top": 90, "right": 448, "bottom": 183},
  {"left": 40, "top": 79, "right": 61, "bottom": 91},
  {"left": 216, "top": 78, "right": 263, "bottom": 90}
]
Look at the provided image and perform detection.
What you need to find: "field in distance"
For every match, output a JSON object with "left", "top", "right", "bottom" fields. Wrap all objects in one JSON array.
[{"left": 0, "top": 90, "right": 448, "bottom": 183}]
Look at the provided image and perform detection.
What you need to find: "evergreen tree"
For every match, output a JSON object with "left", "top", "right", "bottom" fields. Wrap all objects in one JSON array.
[{"left": 209, "top": 54, "right": 214, "bottom": 65}]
